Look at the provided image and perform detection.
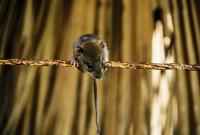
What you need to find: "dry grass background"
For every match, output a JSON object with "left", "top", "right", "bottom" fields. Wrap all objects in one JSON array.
[{"left": 0, "top": 0, "right": 199, "bottom": 135}]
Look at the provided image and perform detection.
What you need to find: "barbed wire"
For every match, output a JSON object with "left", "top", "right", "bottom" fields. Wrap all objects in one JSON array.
[{"left": 0, "top": 58, "right": 199, "bottom": 71}]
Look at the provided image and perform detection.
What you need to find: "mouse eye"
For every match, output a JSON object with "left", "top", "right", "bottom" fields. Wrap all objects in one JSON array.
[
  {"left": 87, "top": 64, "right": 93, "bottom": 69},
  {"left": 77, "top": 47, "right": 84, "bottom": 53},
  {"left": 83, "top": 61, "right": 93, "bottom": 70}
]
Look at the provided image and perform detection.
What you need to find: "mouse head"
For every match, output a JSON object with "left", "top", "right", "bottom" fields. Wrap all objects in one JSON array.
[
  {"left": 73, "top": 34, "right": 109, "bottom": 79},
  {"left": 79, "top": 41, "right": 107, "bottom": 79}
]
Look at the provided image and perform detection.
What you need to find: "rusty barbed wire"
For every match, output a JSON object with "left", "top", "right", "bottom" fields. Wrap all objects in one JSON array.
[{"left": 0, "top": 58, "right": 199, "bottom": 70}]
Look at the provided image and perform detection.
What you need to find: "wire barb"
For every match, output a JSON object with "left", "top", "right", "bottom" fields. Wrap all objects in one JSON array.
[{"left": 0, "top": 58, "right": 199, "bottom": 70}]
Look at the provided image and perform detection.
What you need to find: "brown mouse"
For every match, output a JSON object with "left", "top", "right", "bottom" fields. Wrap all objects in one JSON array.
[{"left": 72, "top": 34, "right": 109, "bottom": 79}]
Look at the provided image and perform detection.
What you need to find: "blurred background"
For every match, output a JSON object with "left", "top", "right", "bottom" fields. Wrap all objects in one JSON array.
[{"left": 0, "top": 0, "right": 199, "bottom": 135}]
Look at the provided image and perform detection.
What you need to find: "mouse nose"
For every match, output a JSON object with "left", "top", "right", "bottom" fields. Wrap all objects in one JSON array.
[{"left": 93, "top": 72, "right": 102, "bottom": 79}]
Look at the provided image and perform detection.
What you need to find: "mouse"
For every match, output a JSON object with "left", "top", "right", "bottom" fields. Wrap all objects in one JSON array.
[
  {"left": 71, "top": 34, "right": 109, "bottom": 134},
  {"left": 72, "top": 34, "right": 109, "bottom": 79}
]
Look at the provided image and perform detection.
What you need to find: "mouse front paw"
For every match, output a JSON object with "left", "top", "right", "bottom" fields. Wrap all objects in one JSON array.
[{"left": 71, "top": 57, "right": 79, "bottom": 67}]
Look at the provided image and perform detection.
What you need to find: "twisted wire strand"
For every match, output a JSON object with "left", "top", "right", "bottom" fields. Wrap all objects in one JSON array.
[{"left": 0, "top": 58, "right": 199, "bottom": 71}]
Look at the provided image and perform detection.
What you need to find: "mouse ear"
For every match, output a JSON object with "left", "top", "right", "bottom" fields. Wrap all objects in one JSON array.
[
  {"left": 77, "top": 47, "right": 84, "bottom": 54},
  {"left": 99, "top": 40, "right": 105, "bottom": 48}
]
